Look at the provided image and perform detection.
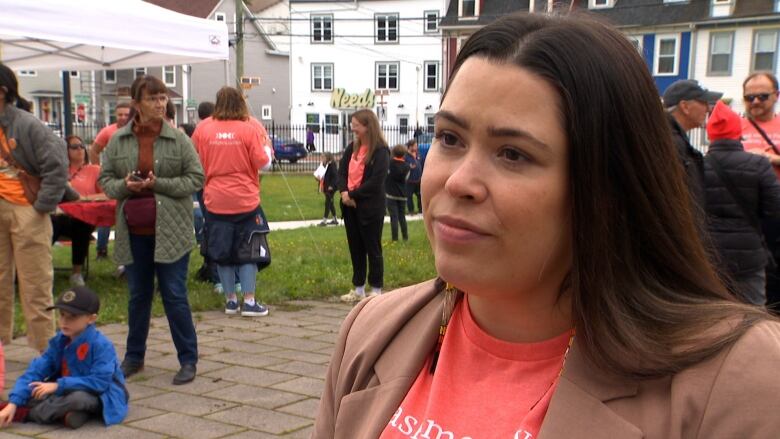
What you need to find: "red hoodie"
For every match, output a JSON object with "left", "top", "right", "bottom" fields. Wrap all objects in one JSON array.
[{"left": 707, "top": 101, "right": 742, "bottom": 142}]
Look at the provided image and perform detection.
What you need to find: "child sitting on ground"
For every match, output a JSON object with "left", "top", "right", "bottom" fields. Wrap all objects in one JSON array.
[{"left": 0, "top": 286, "right": 127, "bottom": 429}]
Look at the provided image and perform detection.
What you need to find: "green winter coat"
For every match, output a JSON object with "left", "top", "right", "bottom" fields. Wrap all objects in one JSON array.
[{"left": 98, "top": 121, "right": 204, "bottom": 266}]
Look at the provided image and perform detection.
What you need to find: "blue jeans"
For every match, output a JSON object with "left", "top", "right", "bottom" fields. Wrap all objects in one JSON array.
[
  {"left": 125, "top": 234, "right": 198, "bottom": 366},
  {"left": 96, "top": 226, "right": 110, "bottom": 252},
  {"left": 193, "top": 194, "right": 204, "bottom": 244},
  {"left": 217, "top": 263, "right": 257, "bottom": 294}
]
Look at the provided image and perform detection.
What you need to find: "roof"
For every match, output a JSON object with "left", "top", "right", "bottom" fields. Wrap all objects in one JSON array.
[
  {"left": 142, "top": 0, "right": 221, "bottom": 19},
  {"left": 440, "top": 0, "right": 780, "bottom": 30},
  {"left": 249, "top": 0, "right": 284, "bottom": 13}
]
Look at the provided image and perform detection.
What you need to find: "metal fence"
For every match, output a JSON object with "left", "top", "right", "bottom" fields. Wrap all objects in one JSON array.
[
  {"left": 266, "top": 121, "right": 428, "bottom": 173},
  {"left": 44, "top": 122, "right": 103, "bottom": 144}
]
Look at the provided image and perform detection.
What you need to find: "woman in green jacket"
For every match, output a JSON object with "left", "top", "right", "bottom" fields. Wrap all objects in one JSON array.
[{"left": 98, "top": 75, "right": 204, "bottom": 385}]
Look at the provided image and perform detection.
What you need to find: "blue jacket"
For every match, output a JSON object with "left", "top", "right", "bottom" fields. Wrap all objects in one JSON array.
[
  {"left": 9, "top": 324, "right": 128, "bottom": 425},
  {"left": 404, "top": 153, "right": 422, "bottom": 183}
]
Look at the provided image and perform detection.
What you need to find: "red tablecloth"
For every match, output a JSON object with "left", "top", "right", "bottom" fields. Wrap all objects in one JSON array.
[{"left": 58, "top": 200, "right": 117, "bottom": 227}]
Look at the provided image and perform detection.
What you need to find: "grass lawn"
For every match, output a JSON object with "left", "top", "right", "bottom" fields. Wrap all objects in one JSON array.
[
  {"left": 261, "top": 173, "right": 328, "bottom": 222},
  {"left": 12, "top": 220, "right": 435, "bottom": 336}
]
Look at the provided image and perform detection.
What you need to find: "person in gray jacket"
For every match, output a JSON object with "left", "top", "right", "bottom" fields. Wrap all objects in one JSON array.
[
  {"left": 0, "top": 63, "right": 70, "bottom": 352},
  {"left": 704, "top": 101, "right": 780, "bottom": 305}
]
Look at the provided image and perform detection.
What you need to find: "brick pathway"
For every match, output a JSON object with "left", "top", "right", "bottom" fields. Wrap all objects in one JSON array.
[{"left": 1, "top": 300, "right": 353, "bottom": 438}]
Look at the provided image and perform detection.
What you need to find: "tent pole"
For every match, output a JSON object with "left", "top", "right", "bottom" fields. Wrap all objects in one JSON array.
[{"left": 62, "top": 70, "right": 73, "bottom": 138}]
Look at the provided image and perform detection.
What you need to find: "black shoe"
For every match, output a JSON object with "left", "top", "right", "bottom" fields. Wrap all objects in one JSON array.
[
  {"left": 63, "top": 411, "right": 90, "bottom": 429},
  {"left": 120, "top": 359, "right": 144, "bottom": 378},
  {"left": 172, "top": 364, "right": 196, "bottom": 385},
  {"left": 95, "top": 250, "right": 108, "bottom": 260}
]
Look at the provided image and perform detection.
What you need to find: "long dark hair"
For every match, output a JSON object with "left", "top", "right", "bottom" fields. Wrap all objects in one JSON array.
[
  {"left": 351, "top": 109, "right": 387, "bottom": 163},
  {"left": 448, "top": 13, "right": 770, "bottom": 378},
  {"left": 0, "top": 63, "right": 32, "bottom": 112}
]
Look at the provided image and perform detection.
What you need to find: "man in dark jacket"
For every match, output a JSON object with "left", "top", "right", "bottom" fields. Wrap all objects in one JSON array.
[
  {"left": 663, "top": 80, "right": 723, "bottom": 214},
  {"left": 704, "top": 101, "right": 780, "bottom": 305}
]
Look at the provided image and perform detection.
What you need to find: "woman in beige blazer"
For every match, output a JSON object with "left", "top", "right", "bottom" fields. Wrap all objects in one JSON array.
[{"left": 314, "top": 13, "right": 780, "bottom": 439}]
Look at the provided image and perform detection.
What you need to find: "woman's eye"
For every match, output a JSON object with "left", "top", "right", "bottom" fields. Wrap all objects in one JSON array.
[
  {"left": 498, "top": 147, "right": 529, "bottom": 163},
  {"left": 435, "top": 132, "right": 460, "bottom": 147}
]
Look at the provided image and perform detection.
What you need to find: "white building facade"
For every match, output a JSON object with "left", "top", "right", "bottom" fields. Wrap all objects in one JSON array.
[{"left": 289, "top": 0, "right": 444, "bottom": 151}]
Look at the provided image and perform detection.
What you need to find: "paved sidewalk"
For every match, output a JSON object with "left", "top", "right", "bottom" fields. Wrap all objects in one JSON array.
[
  {"left": 1, "top": 300, "right": 354, "bottom": 438},
  {"left": 269, "top": 212, "right": 423, "bottom": 231}
]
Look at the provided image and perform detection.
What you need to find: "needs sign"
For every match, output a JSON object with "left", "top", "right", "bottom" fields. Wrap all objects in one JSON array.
[{"left": 330, "top": 88, "right": 375, "bottom": 109}]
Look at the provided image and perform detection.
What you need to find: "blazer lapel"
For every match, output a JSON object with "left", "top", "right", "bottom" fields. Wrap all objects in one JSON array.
[{"left": 539, "top": 344, "right": 643, "bottom": 439}]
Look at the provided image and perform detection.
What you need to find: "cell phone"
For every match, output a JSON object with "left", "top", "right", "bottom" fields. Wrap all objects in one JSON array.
[{"left": 129, "top": 174, "right": 144, "bottom": 182}]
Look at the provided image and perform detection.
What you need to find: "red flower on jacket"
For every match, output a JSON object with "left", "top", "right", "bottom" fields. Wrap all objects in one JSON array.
[{"left": 76, "top": 343, "right": 89, "bottom": 361}]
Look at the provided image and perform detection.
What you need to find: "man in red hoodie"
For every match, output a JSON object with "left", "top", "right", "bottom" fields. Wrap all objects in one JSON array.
[{"left": 703, "top": 101, "right": 780, "bottom": 305}]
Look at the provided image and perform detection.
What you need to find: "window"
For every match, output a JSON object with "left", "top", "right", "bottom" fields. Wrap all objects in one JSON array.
[
  {"left": 163, "top": 66, "right": 176, "bottom": 86},
  {"left": 325, "top": 114, "right": 339, "bottom": 134},
  {"left": 753, "top": 30, "right": 778, "bottom": 72},
  {"left": 398, "top": 115, "right": 409, "bottom": 135},
  {"left": 589, "top": 0, "right": 613, "bottom": 8},
  {"left": 776, "top": 0, "right": 780, "bottom": 13},
  {"left": 654, "top": 35, "right": 679, "bottom": 75},
  {"left": 426, "top": 114, "right": 435, "bottom": 133},
  {"left": 376, "top": 62, "right": 399, "bottom": 91},
  {"left": 261, "top": 105, "right": 272, "bottom": 120},
  {"left": 424, "top": 11, "right": 439, "bottom": 33},
  {"left": 103, "top": 70, "right": 117, "bottom": 84},
  {"left": 311, "top": 15, "right": 333, "bottom": 43},
  {"left": 460, "top": 0, "right": 477, "bottom": 17},
  {"left": 424, "top": 61, "right": 440, "bottom": 92},
  {"left": 70, "top": 71, "right": 79, "bottom": 78},
  {"left": 215, "top": 12, "right": 226, "bottom": 22},
  {"left": 708, "top": 32, "right": 733, "bottom": 76},
  {"left": 311, "top": 63, "right": 333, "bottom": 91},
  {"left": 306, "top": 113, "right": 320, "bottom": 133},
  {"left": 134, "top": 67, "right": 147, "bottom": 78},
  {"left": 17, "top": 70, "right": 37, "bottom": 77},
  {"left": 375, "top": 14, "right": 399, "bottom": 43}
]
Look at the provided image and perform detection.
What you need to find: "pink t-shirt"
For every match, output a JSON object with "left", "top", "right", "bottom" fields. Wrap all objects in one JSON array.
[
  {"left": 347, "top": 146, "right": 368, "bottom": 191},
  {"left": 380, "top": 297, "right": 572, "bottom": 439},
  {"left": 69, "top": 164, "right": 102, "bottom": 196},
  {"left": 93, "top": 123, "right": 119, "bottom": 153},
  {"left": 741, "top": 115, "right": 780, "bottom": 179},
  {"left": 192, "top": 118, "right": 270, "bottom": 214}
]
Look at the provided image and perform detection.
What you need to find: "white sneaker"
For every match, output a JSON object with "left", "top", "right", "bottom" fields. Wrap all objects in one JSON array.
[
  {"left": 367, "top": 291, "right": 381, "bottom": 298},
  {"left": 69, "top": 273, "right": 85, "bottom": 287},
  {"left": 340, "top": 290, "right": 365, "bottom": 303}
]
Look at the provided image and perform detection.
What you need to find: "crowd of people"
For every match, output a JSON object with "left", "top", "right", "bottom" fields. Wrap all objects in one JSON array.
[{"left": 1, "top": 10, "right": 780, "bottom": 436}]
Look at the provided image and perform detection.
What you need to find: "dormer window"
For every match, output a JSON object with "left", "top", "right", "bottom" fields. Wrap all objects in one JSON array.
[
  {"left": 589, "top": 0, "right": 615, "bottom": 9},
  {"left": 459, "top": 0, "right": 479, "bottom": 18},
  {"left": 711, "top": 0, "right": 734, "bottom": 17}
]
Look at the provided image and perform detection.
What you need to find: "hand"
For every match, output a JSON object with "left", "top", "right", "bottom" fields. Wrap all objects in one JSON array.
[
  {"left": 0, "top": 403, "right": 16, "bottom": 428},
  {"left": 29, "top": 381, "right": 58, "bottom": 399},
  {"left": 125, "top": 173, "right": 145, "bottom": 193},
  {"left": 143, "top": 171, "right": 156, "bottom": 190},
  {"left": 340, "top": 192, "right": 356, "bottom": 208}
]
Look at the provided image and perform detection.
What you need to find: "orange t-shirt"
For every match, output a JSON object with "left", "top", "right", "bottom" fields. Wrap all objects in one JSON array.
[
  {"left": 69, "top": 164, "right": 102, "bottom": 196},
  {"left": 192, "top": 118, "right": 271, "bottom": 214},
  {"left": 92, "top": 123, "right": 119, "bottom": 153},
  {"left": 347, "top": 146, "right": 368, "bottom": 191},
  {"left": 380, "top": 297, "right": 572, "bottom": 439},
  {"left": 0, "top": 127, "right": 29, "bottom": 206},
  {"left": 741, "top": 115, "right": 780, "bottom": 179}
]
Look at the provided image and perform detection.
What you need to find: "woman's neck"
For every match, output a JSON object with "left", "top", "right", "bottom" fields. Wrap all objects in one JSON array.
[
  {"left": 466, "top": 287, "right": 573, "bottom": 343},
  {"left": 70, "top": 159, "right": 84, "bottom": 169}
]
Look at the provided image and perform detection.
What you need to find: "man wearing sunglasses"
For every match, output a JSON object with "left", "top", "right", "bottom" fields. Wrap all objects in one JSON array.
[
  {"left": 663, "top": 79, "right": 722, "bottom": 215},
  {"left": 743, "top": 73, "right": 780, "bottom": 311}
]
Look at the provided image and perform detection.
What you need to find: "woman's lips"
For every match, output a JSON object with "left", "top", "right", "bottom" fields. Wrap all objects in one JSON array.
[{"left": 433, "top": 215, "right": 491, "bottom": 243}]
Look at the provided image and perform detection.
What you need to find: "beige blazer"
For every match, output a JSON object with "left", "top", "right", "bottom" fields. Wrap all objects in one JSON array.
[{"left": 313, "top": 280, "right": 780, "bottom": 439}]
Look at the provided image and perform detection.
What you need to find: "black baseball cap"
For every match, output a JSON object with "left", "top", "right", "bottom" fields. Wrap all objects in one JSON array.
[
  {"left": 663, "top": 80, "right": 723, "bottom": 108},
  {"left": 47, "top": 286, "right": 100, "bottom": 315}
]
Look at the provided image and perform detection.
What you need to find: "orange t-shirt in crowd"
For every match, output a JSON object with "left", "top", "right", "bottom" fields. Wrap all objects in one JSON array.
[
  {"left": 192, "top": 118, "right": 271, "bottom": 214},
  {"left": 380, "top": 297, "right": 572, "bottom": 439},
  {"left": 741, "top": 115, "right": 780, "bottom": 179},
  {"left": 0, "top": 127, "right": 29, "bottom": 206},
  {"left": 92, "top": 123, "right": 119, "bottom": 155},
  {"left": 69, "top": 164, "right": 102, "bottom": 196},
  {"left": 347, "top": 146, "right": 368, "bottom": 191}
]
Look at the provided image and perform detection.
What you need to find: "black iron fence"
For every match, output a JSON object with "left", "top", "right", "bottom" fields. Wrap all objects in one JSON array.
[
  {"left": 266, "top": 122, "right": 429, "bottom": 173},
  {"left": 44, "top": 122, "right": 103, "bottom": 144}
]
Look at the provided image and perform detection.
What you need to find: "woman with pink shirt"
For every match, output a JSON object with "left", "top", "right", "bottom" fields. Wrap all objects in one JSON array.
[
  {"left": 51, "top": 135, "right": 104, "bottom": 287},
  {"left": 192, "top": 87, "right": 271, "bottom": 317}
]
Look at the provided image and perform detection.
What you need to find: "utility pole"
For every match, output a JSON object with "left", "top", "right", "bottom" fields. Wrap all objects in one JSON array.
[{"left": 235, "top": 0, "right": 244, "bottom": 86}]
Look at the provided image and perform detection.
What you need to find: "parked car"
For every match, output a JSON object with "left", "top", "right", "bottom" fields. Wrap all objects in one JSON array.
[{"left": 271, "top": 135, "right": 308, "bottom": 163}]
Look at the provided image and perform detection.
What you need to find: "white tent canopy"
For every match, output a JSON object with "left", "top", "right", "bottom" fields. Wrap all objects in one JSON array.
[{"left": 0, "top": 0, "right": 229, "bottom": 70}]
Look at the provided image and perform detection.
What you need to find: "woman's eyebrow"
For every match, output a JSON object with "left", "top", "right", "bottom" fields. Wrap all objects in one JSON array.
[
  {"left": 435, "top": 110, "right": 469, "bottom": 129},
  {"left": 487, "top": 126, "right": 551, "bottom": 152}
]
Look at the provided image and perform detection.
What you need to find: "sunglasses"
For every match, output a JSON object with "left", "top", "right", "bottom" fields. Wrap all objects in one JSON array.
[
  {"left": 68, "top": 143, "right": 84, "bottom": 149},
  {"left": 744, "top": 93, "right": 775, "bottom": 102}
]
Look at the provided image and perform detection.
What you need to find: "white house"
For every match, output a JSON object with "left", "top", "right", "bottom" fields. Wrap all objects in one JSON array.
[{"left": 289, "top": 0, "right": 445, "bottom": 152}]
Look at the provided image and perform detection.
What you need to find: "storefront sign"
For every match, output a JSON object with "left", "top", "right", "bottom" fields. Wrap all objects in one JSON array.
[{"left": 330, "top": 88, "right": 375, "bottom": 109}]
